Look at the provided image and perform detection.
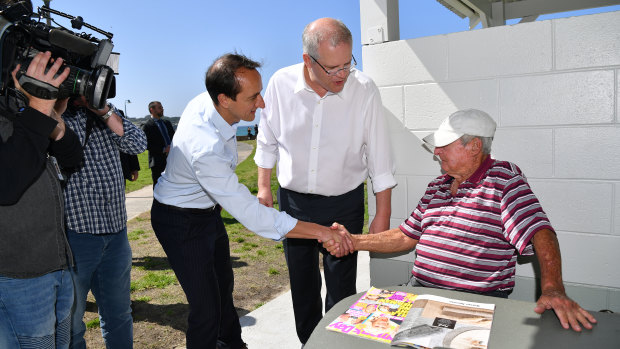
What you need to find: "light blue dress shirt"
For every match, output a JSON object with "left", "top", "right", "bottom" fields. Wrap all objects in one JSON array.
[{"left": 153, "top": 92, "right": 297, "bottom": 241}]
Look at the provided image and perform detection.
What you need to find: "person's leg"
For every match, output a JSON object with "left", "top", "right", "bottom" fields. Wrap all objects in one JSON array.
[
  {"left": 213, "top": 216, "right": 244, "bottom": 348},
  {"left": 151, "top": 163, "right": 165, "bottom": 187},
  {"left": 0, "top": 270, "right": 71, "bottom": 349},
  {"left": 56, "top": 269, "right": 74, "bottom": 349},
  {"left": 67, "top": 229, "right": 104, "bottom": 349},
  {"left": 278, "top": 188, "right": 323, "bottom": 344},
  {"left": 283, "top": 237, "right": 323, "bottom": 344},
  {"left": 90, "top": 228, "right": 133, "bottom": 349},
  {"left": 151, "top": 201, "right": 221, "bottom": 349},
  {"left": 321, "top": 184, "right": 364, "bottom": 312}
]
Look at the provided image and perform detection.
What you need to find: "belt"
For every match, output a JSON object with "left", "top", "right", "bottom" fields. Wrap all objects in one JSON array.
[{"left": 154, "top": 200, "right": 220, "bottom": 214}]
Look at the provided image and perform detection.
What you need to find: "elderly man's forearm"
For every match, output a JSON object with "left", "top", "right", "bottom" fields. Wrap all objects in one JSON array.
[{"left": 352, "top": 228, "right": 417, "bottom": 253}]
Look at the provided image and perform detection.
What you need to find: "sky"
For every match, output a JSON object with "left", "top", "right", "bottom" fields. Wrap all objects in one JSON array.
[{"left": 28, "top": 0, "right": 620, "bottom": 126}]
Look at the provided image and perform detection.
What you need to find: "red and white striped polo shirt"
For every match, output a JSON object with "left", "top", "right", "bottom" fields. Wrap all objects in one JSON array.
[{"left": 399, "top": 156, "right": 554, "bottom": 293}]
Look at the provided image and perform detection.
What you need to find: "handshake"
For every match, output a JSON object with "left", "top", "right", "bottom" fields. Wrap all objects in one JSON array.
[{"left": 319, "top": 223, "right": 356, "bottom": 258}]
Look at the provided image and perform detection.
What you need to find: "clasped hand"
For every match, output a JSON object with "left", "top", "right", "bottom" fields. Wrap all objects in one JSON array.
[{"left": 320, "top": 223, "right": 355, "bottom": 258}]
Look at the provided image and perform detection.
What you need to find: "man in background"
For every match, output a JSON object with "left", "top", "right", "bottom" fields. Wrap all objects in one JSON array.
[
  {"left": 254, "top": 17, "right": 396, "bottom": 345},
  {"left": 142, "top": 101, "right": 174, "bottom": 187},
  {"left": 62, "top": 97, "right": 147, "bottom": 348}
]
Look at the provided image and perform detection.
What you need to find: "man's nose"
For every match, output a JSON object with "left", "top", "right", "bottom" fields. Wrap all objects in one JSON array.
[{"left": 257, "top": 95, "right": 265, "bottom": 109}]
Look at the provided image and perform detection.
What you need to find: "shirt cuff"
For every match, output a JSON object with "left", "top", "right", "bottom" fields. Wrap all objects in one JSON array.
[
  {"left": 370, "top": 172, "right": 397, "bottom": 193},
  {"left": 253, "top": 150, "right": 277, "bottom": 169},
  {"left": 274, "top": 213, "right": 298, "bottom": 241}
]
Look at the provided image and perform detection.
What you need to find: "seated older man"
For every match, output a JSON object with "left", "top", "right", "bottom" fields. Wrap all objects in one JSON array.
[{"left": 326, "top": 109, "right": 596, "bottom": 332}]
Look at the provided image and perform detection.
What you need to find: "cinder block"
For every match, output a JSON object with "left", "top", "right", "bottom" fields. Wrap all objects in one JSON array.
[
  {"left": 555, "top": 127, "right": 620, "bottom": 180},
  {"left": 493, "top": 129, "right": 553, "bottom": 178},
  {"left": 390, "top": 129, "right": 439, "bottom": 176},
  {"left": 500, "top": 70, "right": 614, "bottom": 126},
  {"left": 390, "top": 175, "right": 409, "bottom": 220},
  {"left": 564, "top": 283, "right": 609, "bottom": 313},
  {"left": 363, "top": 37, "right": 448, "bottom": 87},
  {"left": 509, "top": 276, "right": 538, "bottom": 302},
  {"left": 404, "top": 80, "right": 498, "bottom": 130},
  {"left": 448, "top": 21, "right": 552, "bottom": 80},
  {"left": 379, "top": 86, "right": 404, "bottom": 129},
  {"left": 554, "top": 232, "right": 620, "bottom": 288},
  {"left": 407, "top": 176, "right": 437, "bottom": 216},
  {"left": 555, "top": 11, "right": 620, "bottom": 70},
  {"left": 608, "top": 288, "right": 620, "bottom": 313},
  {"left": 613, "top": 184, "right": 620, "bottom": 236},
  {"left": 528, "top": 180, "right": 612, "bottom": 236}
]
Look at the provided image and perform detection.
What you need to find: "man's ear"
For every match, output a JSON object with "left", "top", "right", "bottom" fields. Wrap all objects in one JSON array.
[
  {"left": 469, "top": 137, "right": 483, "bottom": 155},
  {"left": 302, "top": 53, "right": 312, "bottom": 68},
  {"left": 217, "top": 93, "right": 229, "bottom": 108}
]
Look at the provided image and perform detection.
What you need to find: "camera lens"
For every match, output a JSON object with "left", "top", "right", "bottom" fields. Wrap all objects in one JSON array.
[{"left": 58, "top": 64, "right": 115, "bottom": 109}]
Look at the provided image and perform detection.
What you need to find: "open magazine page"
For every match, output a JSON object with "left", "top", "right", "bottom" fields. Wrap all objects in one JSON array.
[
  {"left": 325, "top": 286, "right": 417, "bottom": 344},
  {"left": 391, "top": 294, "right": 495, "bottom": 349}
]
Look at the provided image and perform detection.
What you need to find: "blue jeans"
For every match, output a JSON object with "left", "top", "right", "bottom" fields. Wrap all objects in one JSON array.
[
  {"left": 67, "top": 229, "right": 133, "bottom": 349},
  {"left": 0, "top": 270, "right": 73, "bottom": 348}
]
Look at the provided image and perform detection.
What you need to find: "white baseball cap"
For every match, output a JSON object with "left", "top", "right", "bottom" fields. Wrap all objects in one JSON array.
[{"left": 423, "top": 109, "right": 496, "bottom": 147}]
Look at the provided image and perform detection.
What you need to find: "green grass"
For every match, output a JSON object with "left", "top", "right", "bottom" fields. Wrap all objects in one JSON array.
[
  {"left": 130, "top": 271, "right": 178, "bottom": 291},
  {"left": 125, "top": 151, "right": 152, "bottom": 193},
  {"left": 128, "top": 229, "right": 147, "bottom": 241},
  {"left": 86, "top": 317, "right": 100, "bottom": 329}
]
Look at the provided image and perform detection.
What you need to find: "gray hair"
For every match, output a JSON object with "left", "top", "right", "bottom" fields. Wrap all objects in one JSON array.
[
  {"left": 460, "top": 135, "right": 493, "bottom": 154},
  {"left": 302, "top": 18, "right": 352, "bottom": 58}
]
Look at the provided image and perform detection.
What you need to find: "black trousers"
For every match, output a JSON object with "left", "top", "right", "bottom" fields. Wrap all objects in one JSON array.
[
  {"left": 151, "top": 200, "right": 242, "bottom": 349},
  {"left": 150, "top": 163, "right": 166, "bottom": 188},
  {"left": 279, "top": 184, "right": 364, "bottom": 344}
]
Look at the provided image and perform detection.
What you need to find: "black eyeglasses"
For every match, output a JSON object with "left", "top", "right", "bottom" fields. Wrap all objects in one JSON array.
[{"left": 309, "top": 54, "right": 357, "bottom": 76}]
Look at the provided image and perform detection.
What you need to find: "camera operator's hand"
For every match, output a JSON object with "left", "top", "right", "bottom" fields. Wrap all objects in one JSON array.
[{"left": 12, "top": 51, "right": 70, "bottom": 140}]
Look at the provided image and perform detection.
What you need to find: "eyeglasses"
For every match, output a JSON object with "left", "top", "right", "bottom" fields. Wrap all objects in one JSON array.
[{"left": 309, "top": 54, "right": 357, "bottom": 76}]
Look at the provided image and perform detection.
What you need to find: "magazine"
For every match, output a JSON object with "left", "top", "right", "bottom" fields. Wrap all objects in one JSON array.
[
  {"left": 325, "top": 287, "right": 495, "bottom": 349},
  {"left": 391, "top": 294, "right": 495, "bottom": 349},
  {"left": 325, "top": 286, "right": 418, "bottom": 344}
]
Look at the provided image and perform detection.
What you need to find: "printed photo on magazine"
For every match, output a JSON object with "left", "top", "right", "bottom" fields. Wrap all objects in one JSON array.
[
  {"left": 325, "top": 286, "right": 417, "bottom": 344},
  {"left": 391, "top": 294, "right": 495, "bottom": 349}
]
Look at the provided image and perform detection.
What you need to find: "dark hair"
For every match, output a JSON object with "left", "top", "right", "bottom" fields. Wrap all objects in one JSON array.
[{"left": 205, "top": 53, "right": 261, "bottom": 105}]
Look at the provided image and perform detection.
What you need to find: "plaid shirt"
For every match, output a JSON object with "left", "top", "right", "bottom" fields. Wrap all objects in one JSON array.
[{"left": 62, "top": 106, "right": 147, "bottom": 234}]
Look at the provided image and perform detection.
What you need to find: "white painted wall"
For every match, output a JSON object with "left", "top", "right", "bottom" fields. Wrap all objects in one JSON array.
[{"left": 363, "top": 10, "right": 620, "bottom": 311}]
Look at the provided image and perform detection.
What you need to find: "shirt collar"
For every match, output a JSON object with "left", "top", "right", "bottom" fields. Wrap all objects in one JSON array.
[
  {"left": 293, "top": 63, "right": 344, "bottom": 99},
  {"left": 206, "top": 102, "right": 236, "bottom": 141},
  {"left": 466, "top": 155, "right": 494, "bottom": 184}
]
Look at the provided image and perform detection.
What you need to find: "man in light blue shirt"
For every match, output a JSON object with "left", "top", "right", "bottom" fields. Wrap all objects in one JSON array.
[{"left": 151, "top": 53, "right": 351, "bottom": 349}]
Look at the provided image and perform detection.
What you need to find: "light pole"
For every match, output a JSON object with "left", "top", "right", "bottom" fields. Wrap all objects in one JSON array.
[{"left": 124, "top": 99, "right": 131, "bottom": 116}]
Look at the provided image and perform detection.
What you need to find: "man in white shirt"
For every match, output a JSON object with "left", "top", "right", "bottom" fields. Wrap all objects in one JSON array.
[
  {"left": 254, "top": 18, "right": 397, "bottom": 344},
  {"left": 151, "top": 53, "right": 352, "bottom": 349}
]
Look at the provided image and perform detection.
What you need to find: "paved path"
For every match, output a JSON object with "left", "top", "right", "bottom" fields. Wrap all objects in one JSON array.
[{"left": 125, "top": 141, "right": 371, "bottom": 348}]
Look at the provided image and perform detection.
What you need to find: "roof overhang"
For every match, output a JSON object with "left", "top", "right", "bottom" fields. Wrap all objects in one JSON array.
[{"left": 437, "top": 0, "right": 620, "bottom": 28}]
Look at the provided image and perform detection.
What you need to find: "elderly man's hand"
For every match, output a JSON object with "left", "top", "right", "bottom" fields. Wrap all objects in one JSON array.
[
  {"left": 321, "top": 223, "right": 355, "bottom": 257},
  {"left": 534, "top": 289, "right": 597, "bottom": 332}
]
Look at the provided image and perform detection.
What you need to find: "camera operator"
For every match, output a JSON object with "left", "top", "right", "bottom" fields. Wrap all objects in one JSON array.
[
  {"left": 61, "top": 90, "right": 146, "bottom": 348},
  {"left": 0, "top": 51, "right": 83, "bottom": 348}
]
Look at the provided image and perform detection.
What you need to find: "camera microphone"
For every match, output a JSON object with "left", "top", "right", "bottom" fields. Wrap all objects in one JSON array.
[{"left": 48, "top": 29, "right": 97, "bottom": 57}]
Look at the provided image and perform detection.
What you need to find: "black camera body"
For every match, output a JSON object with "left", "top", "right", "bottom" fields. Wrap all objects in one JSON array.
[{"left": 0, "top": 0, "right": 118, "bottom": 110}]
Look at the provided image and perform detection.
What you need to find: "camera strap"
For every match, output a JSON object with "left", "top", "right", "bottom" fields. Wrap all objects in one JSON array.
[{"left": 16, "top": 71, "right": 59, "bottom": 100}]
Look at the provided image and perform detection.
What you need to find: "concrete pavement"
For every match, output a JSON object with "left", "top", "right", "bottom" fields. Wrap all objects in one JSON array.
[{"left": 124, "top": 141, "right": 371, "bottom": 348}]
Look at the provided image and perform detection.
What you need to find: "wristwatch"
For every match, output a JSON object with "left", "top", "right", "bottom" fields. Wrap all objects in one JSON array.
[{"left": 100, "top": 103, "right": 115, "bottom": 121}]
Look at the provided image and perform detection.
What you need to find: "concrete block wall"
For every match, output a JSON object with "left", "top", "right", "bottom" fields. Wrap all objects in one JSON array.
[{"left": 363, "top": 11, "right": 620, "bottom": 312}]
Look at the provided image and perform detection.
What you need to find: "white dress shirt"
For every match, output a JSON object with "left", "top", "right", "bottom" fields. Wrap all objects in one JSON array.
[
  {"left": 255, "top": 63, "right": 396, "bottom": 196},
  {"left": 154, "top": 92, "right": 297, "bottom": 241}
]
